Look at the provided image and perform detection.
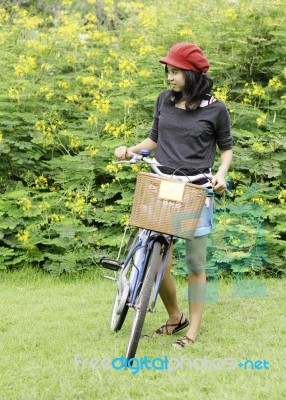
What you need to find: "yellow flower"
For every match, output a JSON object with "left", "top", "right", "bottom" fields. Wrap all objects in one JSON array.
[
  {"left": 0, "top": 8, "right": 9, "bottom": 21},
  {"left": 106, "top": 163, "right": 122, "bottom": 173},
  {"left": 58, "top": 81, "right": 70, "bottom": 89},
  {"left": 179, "top": 29, "right": 193, "bottom": 37},
  {"left": 103, "top": 122, "right": 130, "bottom": 138},
  {"left": 66, "top": 55, "right": 76, "bottom": 63},
  {"left": 139, "top": 45, "right": 153, "bottom": 56},
  {"left": 92, "top": 31, "right": 115, "bottom": 45},
  {"left": 75, "top": 198, "right": 85, "bottom": 209},
  {"left": 16, "top": 230, "right": 30, "bottom": 244},
  {"left": 103, "top": 66, "right": 113, "bottom": 77},
  {"left": 218, "top": 217, "right": 232, "bottom": 226},
  {"left": 69, "top": 136, "right": 81, "bottom": 149},
  {"left": 17, "top": 198, "right": 32, "bottom": 211},
  {"left": 8, "top": 88, "right": 20, "bottom": 101},
  {"left": 92, "top": 98, "right": 110, "bottom": 114},
  {"left": 278, "top": 189, "right": 286, "bottom": 204},
  {"left": 65, "top": 94, "right": 81, "bottom": 103},
  {"left": 38, "top": 201, "right": 51, "bottom": 211},
  {"left": 35, "top": 175, "right": 48, "bottom": 190},
  {"left": 229, "top": 236, "right": 241, "bottom": 246},
  {"left": 243, "top": 81, "right": 266, "bottom": 101},
  {"left": 86, "top": 13, "right": 97, "bottom": 23},
  {"left": 58, "top": 22, "right": 80, "bottom": 38},
  {"left": 233, "top": 188, "right": 245, "bottom": 197},
  {"left": 252, "top": 142, "right": 265, "bottom": 153},
  {"left": 256, "top": 113, "right": 267, "bottom": 127},
  {"left": 118, "top": 2, "right": 144, "bottom": 12},
  {"left": 87, "top": 114, "right": 98, "bottom": 126},
  {"left": 213, "top": 87, "right": 228, "bottom": 102},
  {"left": 251, "top": 82, "right": 266, "bottom": 98},
  {"left": 123, "top": 99, "right": 137, "bottom": 108},
  {"left": 97, "top": 78, "right": 113, "bottom": 90},
  {"left": 36, "top": 86, "right": 53, "bottom": 101},
  {"left": 138, "top": 7, "right": 157, "bottom": 28},
  {"left": 13, "top": 12, "right": 43, "bottom": 29},
  {"left": 79, "top": 76, "right": 97, "bottom": 86},
  {"left": 49, "top": 186, "right": 60, "bottom": 192},
  {"left": 119, "top": 79, "right": 133, "bottom": 89},
  {"left": 225, "top": 8, "right": 238, "bottom": 20},
  {"left": 252, "top": 197, "right": 264, "bottom": 205},
  {"left": 26, "top": 40, "right": 49, "bottom": 53},
  {"left": 120, "top": 215, "right": 130, "bottom": 226},
  {"left": 138, "top": 69, "right": 151, "bottom": 78},
  {"left": 14, "top": 55, "right": 37, "bottom": 76},
  {"left": 242, "top": 97, "right": 251, "bottom": 104},
  {"left": 51, "top": 214, "right": 65, "bottom": 222},
  {"left": 131, "top": 165, "right": 139, "bottom": 172},
  {"left": 268, "top": 77, "right": 283, "bottom": 90},
  {"left": 100, "top": 99, "right": 110, "bottom": 114},
  {"left": 119, "top": 59, "right": 137, "bottom": 74},
  {"left": 85, "top": 145, "right": 99, "bottom": 156}
]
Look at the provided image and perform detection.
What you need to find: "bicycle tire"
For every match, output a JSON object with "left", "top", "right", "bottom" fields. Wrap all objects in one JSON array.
[
  {"left": 125, "top": 241, "right": 161, "bottom": 361},
  {"left": 110, "top": 229, "right": 140, "bottom": 332}
]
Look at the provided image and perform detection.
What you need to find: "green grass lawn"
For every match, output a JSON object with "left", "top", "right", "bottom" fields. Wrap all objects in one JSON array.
[{"left": 0, "top": 267, "right": 285, "bottom": 400}]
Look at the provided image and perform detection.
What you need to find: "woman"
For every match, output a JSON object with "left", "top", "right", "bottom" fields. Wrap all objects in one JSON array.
[{"left": 115, "top": 43, "right": 233, "bottom": 349}]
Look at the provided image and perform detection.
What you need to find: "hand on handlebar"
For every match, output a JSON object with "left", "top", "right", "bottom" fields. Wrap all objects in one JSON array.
[
  {"left": 211, "top": 174, "right": 230, "bottom": 195},
  {"left": 115, "top": 146, "right": 134, "bottom": 160}
]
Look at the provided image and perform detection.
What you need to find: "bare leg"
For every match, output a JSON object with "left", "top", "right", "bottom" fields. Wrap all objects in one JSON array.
[
  {"left": 186, "top": 271, "right": 206, "bottom": 341},
  {"left": 172, "top": 236, "right": 208, "bottom": 347},
  {"left": 156, "top": 236, "right": 207, "bottom": 341},
  {"left": 157, "top": 245, "right": 187, "bottom": 331}
]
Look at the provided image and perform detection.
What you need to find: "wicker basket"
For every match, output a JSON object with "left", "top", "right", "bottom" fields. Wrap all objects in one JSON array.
[{"left": 129, "top": 172, "right": 208, "bottom": 240}]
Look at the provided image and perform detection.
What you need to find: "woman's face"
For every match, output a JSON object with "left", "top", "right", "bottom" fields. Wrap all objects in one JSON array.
[{"left": 166, "top": 64, "right": 186, "bottom": 92}]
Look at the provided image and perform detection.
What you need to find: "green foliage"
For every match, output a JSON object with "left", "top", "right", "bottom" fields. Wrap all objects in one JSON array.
[{"left": 0, "top": 0, "right": 285, "bottom": 275}]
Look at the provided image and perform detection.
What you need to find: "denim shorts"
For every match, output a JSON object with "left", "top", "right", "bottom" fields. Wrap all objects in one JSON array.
[{"left": 193, "top": 193, "right": 214, "bottom": 238}]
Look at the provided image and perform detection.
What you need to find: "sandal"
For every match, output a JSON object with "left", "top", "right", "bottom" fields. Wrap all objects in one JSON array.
[
  {"left": 172, "top": 335, "right": 196, "bottom": 349},
  {"left": 152, "top": 313, "right": 189, "bottom": 336}
]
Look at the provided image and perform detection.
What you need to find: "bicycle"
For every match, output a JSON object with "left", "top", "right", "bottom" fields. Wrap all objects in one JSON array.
[{"left": 101, "top": 151, "right": 211, "bottom": 361}]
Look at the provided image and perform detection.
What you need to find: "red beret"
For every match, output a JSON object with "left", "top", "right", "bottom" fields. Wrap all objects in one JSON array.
[{"left": 159, "top": 43, "right": 209, "bottom": 73}]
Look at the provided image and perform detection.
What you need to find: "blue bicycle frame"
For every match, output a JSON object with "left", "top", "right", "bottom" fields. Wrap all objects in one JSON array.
[{"left": 123, "top": 229, "right": 172, "bottom": 312}]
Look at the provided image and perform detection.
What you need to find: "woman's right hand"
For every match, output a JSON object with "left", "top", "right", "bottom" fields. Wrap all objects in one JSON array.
[{"left": 114, "top": 146, "right": 133, "bottom": 160}]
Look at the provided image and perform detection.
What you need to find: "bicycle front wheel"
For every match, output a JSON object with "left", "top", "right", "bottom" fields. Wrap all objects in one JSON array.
[
  {"left": 110, "top": 229, "right": 140, "bottom": 332},
  {"left": 125, "top": 240, "right": 161, "bottom": 361}
]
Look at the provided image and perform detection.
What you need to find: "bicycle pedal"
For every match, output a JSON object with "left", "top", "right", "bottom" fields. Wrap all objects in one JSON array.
[{"left": 100, "top": 258, "right": 122, "bottom": 272}]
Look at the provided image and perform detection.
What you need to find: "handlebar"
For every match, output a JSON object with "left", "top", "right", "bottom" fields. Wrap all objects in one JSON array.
[
  {"left": 114, "top": 154, "right": 145, "bottom": 165},
  {"left": 114, "top": 150, "right": 212, "bottom": 183},
  {"left": 114, "top": 150, "right": 231, "bottom": 195}
]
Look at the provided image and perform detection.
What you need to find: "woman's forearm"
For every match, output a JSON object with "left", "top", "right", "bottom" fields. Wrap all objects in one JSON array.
[
  {"left": 129, "top": 138, "right": 157, "bottom": 154},
  {"left": 217, "top": 149, "right": 233, "bottom": 176}
]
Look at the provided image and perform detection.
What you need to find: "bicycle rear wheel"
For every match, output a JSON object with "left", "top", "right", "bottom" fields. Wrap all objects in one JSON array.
[
  {"left": 125, "top": 241, "right": 161, "bottom": 361},
  {"left": 110, "top": 229, "right": 140, "bottom": 332}
]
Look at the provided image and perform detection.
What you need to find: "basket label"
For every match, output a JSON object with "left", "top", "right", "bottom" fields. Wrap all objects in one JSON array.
[{"left": 158, "top": 180, "right": 185, "bottom": 202}]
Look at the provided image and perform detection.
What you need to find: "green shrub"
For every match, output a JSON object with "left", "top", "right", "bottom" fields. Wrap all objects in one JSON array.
[{"left": 0, "top": 0, "right": 285, "bottom": 275}]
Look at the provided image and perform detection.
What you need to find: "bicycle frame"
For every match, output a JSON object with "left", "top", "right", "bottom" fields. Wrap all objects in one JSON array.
[{"left": 121, "top": 229, "right": 172, "bottom": 312}]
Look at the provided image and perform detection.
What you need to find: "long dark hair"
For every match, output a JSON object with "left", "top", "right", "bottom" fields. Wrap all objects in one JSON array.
[{"left": 165, "top": 66, "right": 213, "bottom": 110}]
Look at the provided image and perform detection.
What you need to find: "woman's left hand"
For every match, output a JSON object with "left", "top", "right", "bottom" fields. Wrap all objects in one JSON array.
[{"left": 211, "top": 173, "right": 227, "bottom": 195}]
